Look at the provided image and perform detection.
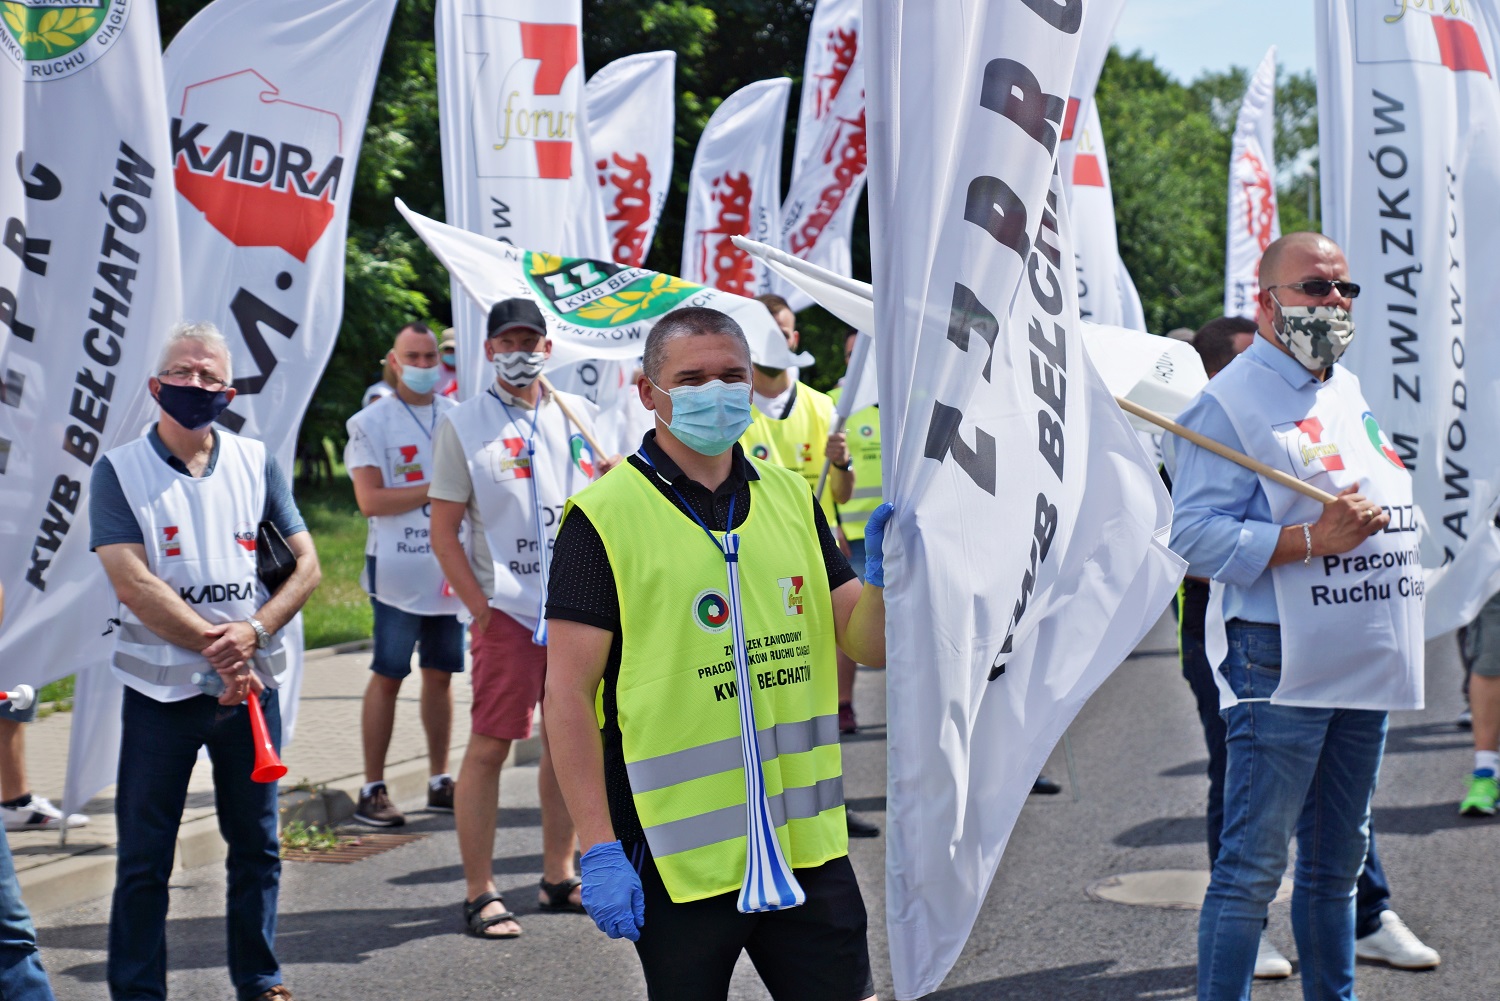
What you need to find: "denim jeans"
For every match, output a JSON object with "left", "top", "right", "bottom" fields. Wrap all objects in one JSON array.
[
  {"left": 108, "top": 688, "right": 283, "bottom": 1001},
  {"left": 1180, "top": 588, "right": 1392, "bottom": 936},
  {"left": 1197, "top": 622, "right": 1387, "bottom": 1001},
  {"left": 0, "top": 830, "right": 54, "bottom": 1000}
]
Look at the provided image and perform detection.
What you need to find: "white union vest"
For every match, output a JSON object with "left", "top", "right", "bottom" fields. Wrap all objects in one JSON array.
[
  {"left": 1204, "top": 355, "right": 1424, "bottom": 711},
  {"left": 107, "top": 431, "right": 287, "bottom": 692},
  {"left": 347, "top": 394, "right": 463, "bottom": 616},
  {"left": 444, "top": 387, "right": 598, "bottom": 630}
]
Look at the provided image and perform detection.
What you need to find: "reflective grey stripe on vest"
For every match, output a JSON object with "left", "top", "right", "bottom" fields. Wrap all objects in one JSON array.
[
  {"left": 625, "top": 714, "right": 840, "bottom": 794},
  {"left": 848, "top": 486, "right": 882, "bottom": 500},
  {"left": 644, "top": 775, "right": 845, "bottom": 858},
  {"left": 114, "top": 641, "right": 287, "bottom": 689}
]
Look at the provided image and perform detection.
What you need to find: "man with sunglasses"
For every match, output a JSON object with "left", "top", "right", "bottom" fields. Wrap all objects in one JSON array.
[{"left": 1171, "top": 233, "right": 1432, "bottom": 999}]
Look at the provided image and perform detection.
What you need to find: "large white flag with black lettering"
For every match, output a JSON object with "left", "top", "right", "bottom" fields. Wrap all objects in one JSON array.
[
  {"left": 1225, "top": 46, "right": 1280, "bottom": 320},
  {"left": 865, "top": 2, "right": 1185, "bottom": 996},
  {"left": 0, "top": 0, "right": 182, "bottom": 807},
  {"left": 437, "top": 0, "right": 609, "bottom": 399},
  {"left": 681, "top": 77, "right": 791, "bottom": 297},
  {"left": 1319, "top": 0, "right": 1500, "bottom": 635}
]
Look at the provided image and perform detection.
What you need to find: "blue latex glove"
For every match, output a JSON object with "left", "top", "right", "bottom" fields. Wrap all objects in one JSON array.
[
  {"left": 863, "top": 502, "right": 893, "bottom": 588},
  {"left": 580, "top": 840, "right": 645, "bottom": 941}
]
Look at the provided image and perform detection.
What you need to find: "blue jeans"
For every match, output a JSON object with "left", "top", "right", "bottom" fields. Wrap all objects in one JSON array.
[
  {"left": 0, "top": 831, "right": 54, "bottom": 1000},
  {"left": 1179, "top": 588, "right": 1391, "bottom": 936},
  {"left": 108, "top": 688, "right": 283, "bottom": 1001},
  {"left": 1198, "top": 622, "right": 1387, "bottom": 1001}
]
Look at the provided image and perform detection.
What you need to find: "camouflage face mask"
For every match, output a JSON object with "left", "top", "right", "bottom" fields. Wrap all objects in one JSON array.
[{"left": 1270, "top": 293, "right": 1355, "bottom": 371}]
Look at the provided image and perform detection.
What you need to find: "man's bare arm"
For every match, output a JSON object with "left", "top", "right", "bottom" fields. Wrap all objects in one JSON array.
[
  {"left": 543, "top": 618, "right": 617, "bottom": 851},
  {"left": 96, "top": 543, "right": 217, "bottom": 652},
  {"left": 201, "top": 530, "right": 323, "bottom": 671}
]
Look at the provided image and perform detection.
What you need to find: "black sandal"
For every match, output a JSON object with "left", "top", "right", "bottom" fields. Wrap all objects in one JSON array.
[
  {"left": 537, "top": 876, "right": 586, "bottom": 913},
  {"left": 463, "top": 891, "right": 521, "bottom": 938}
]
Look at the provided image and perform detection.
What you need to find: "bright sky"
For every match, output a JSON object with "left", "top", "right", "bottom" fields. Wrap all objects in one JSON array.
[{"left": 1113, "top": 0, "right": 1318, "bottom": 83}]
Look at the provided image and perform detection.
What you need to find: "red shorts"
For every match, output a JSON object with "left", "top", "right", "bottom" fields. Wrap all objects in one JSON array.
[{"left": 469, "top": 610, "right": 547, "bottom": 741}]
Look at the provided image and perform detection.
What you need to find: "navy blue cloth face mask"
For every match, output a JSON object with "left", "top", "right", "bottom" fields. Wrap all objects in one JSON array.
[{"left": 155, "top": 382, "right": 232, "bottom": 431}]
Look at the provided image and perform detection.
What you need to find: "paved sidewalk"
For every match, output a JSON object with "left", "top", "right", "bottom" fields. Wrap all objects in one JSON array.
[{"left": 14, "top": 642, "right": 537, "bottom": 916}]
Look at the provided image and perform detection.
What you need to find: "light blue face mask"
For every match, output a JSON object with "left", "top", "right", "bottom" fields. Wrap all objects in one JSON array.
[
  {"left": 651, "top": 379, "right": 754, "bottom": 456},
  {"left": 399, "top": 363, "right": 442, "bottom": 394}
]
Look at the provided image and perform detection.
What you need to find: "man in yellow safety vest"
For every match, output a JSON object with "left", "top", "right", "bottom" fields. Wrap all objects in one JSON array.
[{"left": 544, "top": 306, "right": 890, "bottom": 1001}]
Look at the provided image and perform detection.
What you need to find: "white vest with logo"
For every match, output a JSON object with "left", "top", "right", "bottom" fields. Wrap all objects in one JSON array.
[
  {"left": 347, "top": 394, "right": 463, "bottom": 616},
  {"left": 1204, "top": 355, "right": 1424, "bottom": 711},
  {"left": 443, "top": 386, "right": 599, "bottom": 630},
  {"left": 107, "top": 431, "right": 287, "bottom": 694}
]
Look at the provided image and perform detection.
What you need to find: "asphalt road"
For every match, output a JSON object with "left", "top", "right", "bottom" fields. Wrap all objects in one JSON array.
[{"left": 33, "top": 613, "right": 1500, "bottom": 999}]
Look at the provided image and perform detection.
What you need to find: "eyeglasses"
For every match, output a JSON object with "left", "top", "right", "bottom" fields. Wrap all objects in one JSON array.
[
  {"left": 1266, "top": 280, "right": 1361, "bottom": 299},
  {"left": 158, "top": 367, "right": 229, "bottom": 392}
]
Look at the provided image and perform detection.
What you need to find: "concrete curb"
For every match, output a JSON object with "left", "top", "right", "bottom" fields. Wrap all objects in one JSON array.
[{"left": 22, "top": 726, "right": 541, "bottom": 917}]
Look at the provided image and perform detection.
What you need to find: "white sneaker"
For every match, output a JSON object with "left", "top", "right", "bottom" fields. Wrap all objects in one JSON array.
[
  {"left": 1355, "top": 910, "right": 1441, "bottom": 970},
  {"left": 1254, "top": 932, "right": 1293, "bottom": 979},
  {"left": 1, "top": 795, "right": 89, "bottom": 832}
]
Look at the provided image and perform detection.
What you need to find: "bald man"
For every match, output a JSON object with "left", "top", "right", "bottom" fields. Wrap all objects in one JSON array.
[{"left": 1171, "top": 233, "right": 1435, "bottom": 999}]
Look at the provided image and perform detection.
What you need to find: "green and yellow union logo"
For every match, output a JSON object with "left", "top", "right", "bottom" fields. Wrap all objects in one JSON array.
[
  {"left": 1, "top": 1, "right": 126, "bottom": 80},
  {"left": 525, "top": 252, "right": 700, "bottom": 329}
]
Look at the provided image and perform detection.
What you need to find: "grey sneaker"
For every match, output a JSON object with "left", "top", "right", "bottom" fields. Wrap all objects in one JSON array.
[
  {"left": 427, "top": 776, "right": 455, "bottom": 813},
  {"left": 354, "top": 783, "right": 405, "bottom": 827}
]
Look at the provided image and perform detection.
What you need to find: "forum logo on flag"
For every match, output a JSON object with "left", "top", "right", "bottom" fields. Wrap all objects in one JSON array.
[
  {"left": 693, "top": 589, "right": 730, "bottom": 633},
  {"left": 1275, "top": 417, "right": 1346, "bottom": 476},
  {"left": 1357, "top": 0, "right": 1491, "bottom": 75},
  {"left": 777, "top": 576, "right": 805, "bottom": 616},
  {"left": 569, "top": 433, "right": 594, "bottom": 478},
  {"left": 170, "top": 69, "right": 347, "bottom": 262},
  {"left": 0, "top": 0, "right": 127, "bottom": 80},
  {"left": 1363, "top": 410, "right": 1407, "bottom": 468},
  {"left": 388, "top": 444, "right": 424, "bottom": 482},
  {"left": 161, "top": 525, "right": 182, "bottom": 558},
  {"left": 467, "top": 15, "right": 581, "bottom": 180}
]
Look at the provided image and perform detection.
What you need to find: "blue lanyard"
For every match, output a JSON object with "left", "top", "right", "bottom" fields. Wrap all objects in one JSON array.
[
  {"left": 494, "top": 389, "right": 550, "bottom": 644},
  {"left": 398, "top": 397, "right": 437, "bottom": 440},
  {"left": 635, "top": 448, "right": 736, "bottom": 562}
]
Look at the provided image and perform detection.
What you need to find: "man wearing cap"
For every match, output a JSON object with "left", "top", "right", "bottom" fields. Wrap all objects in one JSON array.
[
  {"left": 345, "top": 322, "right": 464, "bottom": 828},
  {"left": 436, "top": 330, "right": 459, "bottom": 398},
  {"left": 429, "top": 297, "right": 614, "bottom": 938},
  {"left": 545, "top": 306, "right": 888, "bottom": 1000}
]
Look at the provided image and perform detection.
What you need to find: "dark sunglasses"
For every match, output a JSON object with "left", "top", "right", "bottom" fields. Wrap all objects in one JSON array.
[{"left": 1267, "top": 280, "right": 1361, "bottom": 299}]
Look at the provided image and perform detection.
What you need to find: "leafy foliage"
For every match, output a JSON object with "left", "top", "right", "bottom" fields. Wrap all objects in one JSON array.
[{"left": 154, "top": 2, "right": 1321, "bottom": 471}]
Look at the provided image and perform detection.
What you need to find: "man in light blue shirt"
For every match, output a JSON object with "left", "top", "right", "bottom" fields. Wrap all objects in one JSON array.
[{"left": 1171, "top": 233, "right": 1438, "bottom": 998}]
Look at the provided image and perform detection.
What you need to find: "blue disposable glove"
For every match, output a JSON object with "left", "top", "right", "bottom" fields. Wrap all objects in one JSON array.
[
  {"left": 579, "top": 840, "right": 645, "bottom": 941},
  {"left": 863, "top": 502, "right": 893, "bottom": 588}
]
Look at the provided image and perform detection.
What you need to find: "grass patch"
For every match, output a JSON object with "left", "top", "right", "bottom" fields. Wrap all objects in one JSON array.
[
  {"left": 297, "top": 475, "right": 373, "bottom": 649},
  {"left": 38, "top": 675, "right": 74, "bottom": 705},
  {"left": 280, "top": 820, "right": 343, "bottom": 853}
]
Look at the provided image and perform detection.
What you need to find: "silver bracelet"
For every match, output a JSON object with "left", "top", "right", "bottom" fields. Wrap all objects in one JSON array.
[{"left": 1302, "top": 523, "right": 1313, "bottom": 565}]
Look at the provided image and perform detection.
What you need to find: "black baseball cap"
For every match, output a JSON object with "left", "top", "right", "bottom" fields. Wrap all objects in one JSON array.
[{"left": 487, "top": 297, "right": 547, "bottom": 338}]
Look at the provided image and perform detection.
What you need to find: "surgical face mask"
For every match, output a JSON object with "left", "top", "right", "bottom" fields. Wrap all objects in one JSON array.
[
  {"left": 399, "top": 362, "right": 442, "bottom": 394},
  {"left": 651, "top": 379, "right": 753, "bottom": 456},
  {"left": 1270, "top": 293, "right": 1356, "bottom": 371},
  {"left": 155, "top": 382, "right": 231, "bottom": 431},
  {"left": 440, "top": 350, "right": 456, "bottom": 368},
  {"left": 494, "top": 350, "right": 547, "bottom": 388}
]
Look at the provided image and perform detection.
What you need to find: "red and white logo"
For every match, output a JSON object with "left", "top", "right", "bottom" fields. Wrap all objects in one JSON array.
[
  {"left": 389, "top": 444, "right": 425, "bottom": 483},
  {"left": 1275, "top": 417, "right": 1346, "bottom": 478},
  {"left": 787, "top": 107, "right": 867, "bottom": 257},
  {"left": 596, "top": 152, "right": 654, "bottom": 266},
  {"left": 470, "top": 18, "right": 582, "bottom": 181},
  {"left": 777, "top": 576, "right": 806, "bottom": 616},
  {"left": 1357, "top": 3, "right": 1492, "bottom": 76},
  {"left": 810, "top": 26, "right": 858, "bottom": 120},
  {"left": 693, "top": 172, "right": 756, "bottom": 294},
  {"left": 162, "top": 526, "right": 183, "bottom": 558},
  {"left": 233, "top": 522, "right": 258, "bottom": 553}
]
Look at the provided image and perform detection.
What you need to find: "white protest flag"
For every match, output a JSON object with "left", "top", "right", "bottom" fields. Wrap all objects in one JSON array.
[
  {"left": 779, "top": 45, "right": 867, "bottom": 312},
  {"left": 733, "top": 235, "right": 873, "bottom": 333},
  {"left": 587, "top": 51, "right": 675, "bottom": 269},
  {"left": 1225, "top": 46, "right": 1281, "bottom": 320},
  {"left": 164, "top": 0, "right": 395, "bottom": 743},
  {"left": 680, "top": 77, "right": 791, "bottom": 297},
  {"left": 864, "top": 4, "right": 1185, "bottom": 996},
  {"left": 0, "top": 0, "right": 183, "bottom": 813},
  {"left": 1319, "top": 0, "right": 1500, "bottom": 636},
  {"left": 1117, "top": 251, "right": 1147, "bottom": 331},
  {"left": 1056, "top": 0, "right": 1127, "bottom": 188},
  {"left": 791, "top": 0, "right": 861, "bottom": 184},
  {"left": 437, "top": 0, "right": 609, "bottom": 399},
  {"left": 1069, "top": 100, "right": 1141, "bottom": 329},
  {"left": 398, "top": 199, "right": 811, "bottom": 374}
]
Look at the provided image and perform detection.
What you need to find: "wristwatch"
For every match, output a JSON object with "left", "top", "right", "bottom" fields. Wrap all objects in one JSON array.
[
  {"left": 248, "top": 617, "right": 272, "bottom": 650},
  {"left": 833, "top": 460, "right": 853, "bottom": 472}
]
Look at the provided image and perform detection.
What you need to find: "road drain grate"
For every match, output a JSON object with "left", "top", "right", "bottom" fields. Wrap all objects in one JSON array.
[{"left": 282, "top": 832, "right": 426, "bottom": 863}]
